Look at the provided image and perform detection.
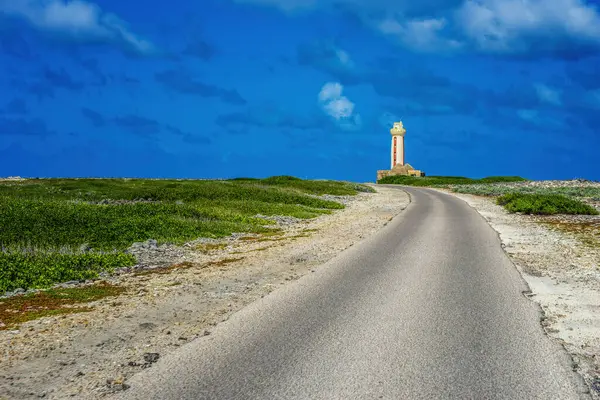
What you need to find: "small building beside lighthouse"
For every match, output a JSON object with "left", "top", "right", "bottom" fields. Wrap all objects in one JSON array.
[{"left": 377, "top": 121, "right": 425, "bottom": 181}]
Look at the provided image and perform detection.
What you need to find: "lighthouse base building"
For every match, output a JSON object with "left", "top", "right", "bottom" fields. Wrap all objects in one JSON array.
[{"left": 376, "top": 121, "right": 425, "bottom": 181}]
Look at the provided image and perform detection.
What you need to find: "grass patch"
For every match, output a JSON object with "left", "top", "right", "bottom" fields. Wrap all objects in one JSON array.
[
  {"left": 377, "top": 175, "right": 526, "bottom": 186},
  {"left": 0, "top": 251, "right": 136, "bottom": 293},
  {"left": 194, "top": 243, "right": 228, "bottom": 253},
  {"left": 497, "top": 193, "right": 599, "bottom": 215},
  {"left": 135, "top": 261, "right": 200, "bottom": 276},
  {"left": 0, "top": 176, "right": 360, "bottom": 292},
  {"left": 0, "top": 283, "right": 125, "bottom": 330},
  {"left": 260, "top": 230, "right": 284, "bottom": 237},
  {"left": 244, "top": 246, "right": 271, "bottom": 253},
  {"left": 239, "top": 236, "right": 259, "bottom": 241},
  {"left": 255, "top": 175, "right": 375, "bottom": 195},
  {"left": 541, "top": 220, "right": 600, "bottom": 248},
  {"left": 135, "top": 258, "right": 245, "bottom": 276},
  {"left": 208, "top": 257, "right": 244, "bottom": 267}
]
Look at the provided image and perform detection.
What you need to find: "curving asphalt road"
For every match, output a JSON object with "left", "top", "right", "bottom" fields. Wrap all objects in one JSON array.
[{"left": 117, "top": 186, "right": 589, "bottom": 400}]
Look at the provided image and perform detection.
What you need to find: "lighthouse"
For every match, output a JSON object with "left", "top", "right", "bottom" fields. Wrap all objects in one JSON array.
[
  {"left": 376, "top": 121, "right": 425, "bottom": 181},
  {"left": 390, "top": 121, "right": 406, "bottom": 168}
]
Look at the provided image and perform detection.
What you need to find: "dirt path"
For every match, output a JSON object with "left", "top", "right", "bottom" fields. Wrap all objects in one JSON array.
[
  {"left": 0, "top": 186, "right": 409, "bottom": 400},
  {"left": 445, "top": 190, "right": 600, "bottom": 398}
]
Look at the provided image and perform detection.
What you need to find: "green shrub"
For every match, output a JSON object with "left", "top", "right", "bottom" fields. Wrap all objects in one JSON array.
[
  {"left": 0, "top": 251, "right": 136, "bottom": 293},
  {"left": 497, "top": 193, "right": 599, "bottom": 215},
  {"left": 261, "top": 175, "right": 302, "bottom": 183}
]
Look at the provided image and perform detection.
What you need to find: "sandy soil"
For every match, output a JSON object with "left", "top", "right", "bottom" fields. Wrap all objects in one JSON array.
[
  {"left": 0, "top": 186, "right": 409, "bottom": 400},
  {"left": 445, "top": 189, "right": 600, "bottom": 398}
]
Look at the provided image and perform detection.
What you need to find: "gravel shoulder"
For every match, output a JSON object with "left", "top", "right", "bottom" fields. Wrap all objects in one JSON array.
[
  {"left": 442, "top": 188, "right": 600, "bottom": 398},
  {"left": 0, "top": 186, "right": 409, "bottom": 399}
]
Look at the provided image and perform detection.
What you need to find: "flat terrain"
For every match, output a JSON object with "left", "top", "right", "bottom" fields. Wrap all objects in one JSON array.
[
  {"left": 116, "top": 187, "right": 588, "bottom": 399},
  {"left": 2, "top": 178, "right": 599, "bottom": 399}
]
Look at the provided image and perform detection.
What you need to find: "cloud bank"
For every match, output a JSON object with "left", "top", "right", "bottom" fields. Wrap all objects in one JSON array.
[
  {"left": 0, "top": 0, "right": 155, "bottom": 55},
  {"left": 235, "top": 0, "right": 600, "bottom": 57}
]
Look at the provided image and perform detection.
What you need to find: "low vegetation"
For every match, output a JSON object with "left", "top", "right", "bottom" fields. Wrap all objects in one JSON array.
[
  {"left": 0, "top": 250, "right": 135, "bottom": 294},
  {"left": 0, "top": 283, "right": 125, "bottom": 330},
  {"left": 0, "top": 177, "right": 369, "bottom": 293},
  {"left": 542, "top": 219, "right": 600, "bottom": 248},
  {"left": 452, "top": 184, "right": 600, "bottom": 199},
  {"left": 497, "top": 193, "right": 599, "bottom": 215},
  {"left": 377, "top": 175, "right": 527, "bottom": 186}
]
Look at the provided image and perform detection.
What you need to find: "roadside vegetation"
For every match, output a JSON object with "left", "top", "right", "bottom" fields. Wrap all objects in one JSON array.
[
  {"left": 0, "top": 176, "right": 372, "bottom": 294},
  {"left": 497, "top": 193, "right": 599, "bottom": 215},
  {"left": 377, "top": 174, "right": 599, "bottom": 216},
  {"left": 377, "top": 175, "right": 527, "bottom": 186},
  {"left": 452, "top": 184, "right": 600, "bottom": 200}
]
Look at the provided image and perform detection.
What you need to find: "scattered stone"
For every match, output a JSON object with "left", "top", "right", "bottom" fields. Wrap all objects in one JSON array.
[
  {"left": 138, "top": 322, "right": 157, "bottom": 330},
  {"left": 106, "top": 377, "right": 130, "bottom": 392},
  {"left": 591, "top": 379, "right": 600, "bottom": 393},
  {"left": 255, "top": 214, "right": 302, "bottom": 227},
  {"left": 143, "top": 353, "right": 160, "bottom": 364}
]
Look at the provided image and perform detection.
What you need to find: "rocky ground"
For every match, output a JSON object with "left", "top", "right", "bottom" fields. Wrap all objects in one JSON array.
[
  {"left": 0, "top": 186, "right": 409, "bottom": 400},
  {"left": 443, "top": 182, "right": 600, "bottom": 399}
]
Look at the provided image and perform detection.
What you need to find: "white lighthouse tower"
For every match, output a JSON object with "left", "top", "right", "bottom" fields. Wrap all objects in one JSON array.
[
  {"left": 376, "top": 121, "right": 425, "bottom": 180},
  {"left": 390, "top": 121, "right": 406, "bottom": 169}
]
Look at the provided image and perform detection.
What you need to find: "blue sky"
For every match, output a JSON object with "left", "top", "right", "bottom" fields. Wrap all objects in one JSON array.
[{"left": 0, "top": 0, "right": 599, "bottom": 181}]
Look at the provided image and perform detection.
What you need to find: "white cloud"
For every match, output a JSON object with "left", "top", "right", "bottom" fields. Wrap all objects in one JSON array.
[
  {"left": 0, "top": 0, "right": 155, "bottom": 54},
  {"left": 335, "top": 49, "right": 352, "bottom": 67},
  {"left": 456, "top": 0, "right": 600, "bottom": 53},
  {"left": 377, "top": 16, "right": 463, "bottom": 52},
  {"left": 517, "top": 108, "right": 567, "bottom": 129},
  {"left": 233, "top": 0, "right": 600, "bottom": 55},
  {"left": 323, "top": 97, "right": 355, "bottom": 119},
  {"left": 535, "top": 84, "right": 562, "bottom": 105},
  {"left": 318, "top": 82, "right": 344, "bottom": 103},
  {"left": 318, "top": 82, "right": 361, "bottom": 130}
]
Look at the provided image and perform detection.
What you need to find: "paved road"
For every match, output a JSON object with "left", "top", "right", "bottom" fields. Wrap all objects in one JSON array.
[{"left": 118, "top": 187, "right": 589, "bottom": 400}]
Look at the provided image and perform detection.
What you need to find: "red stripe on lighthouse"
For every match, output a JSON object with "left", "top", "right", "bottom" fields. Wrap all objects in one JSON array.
[{"left": 393, "top": 137, "right": 397, "bottom": 166}]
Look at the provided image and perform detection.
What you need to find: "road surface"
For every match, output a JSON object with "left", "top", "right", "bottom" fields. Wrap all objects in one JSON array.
[{"left": 118, "top": 187, "right": 589, "bottom": 400}]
